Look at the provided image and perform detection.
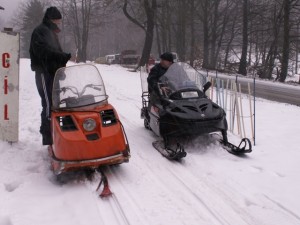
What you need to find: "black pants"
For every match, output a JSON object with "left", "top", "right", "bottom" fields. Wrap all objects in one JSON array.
[{"left": 35, "top": 72, "right": 53, "bottom": 145}]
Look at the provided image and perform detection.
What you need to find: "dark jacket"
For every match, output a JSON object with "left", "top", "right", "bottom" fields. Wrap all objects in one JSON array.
[
  {"left": 29, "top": 18, "right": 69, "bottom": 76},
  {"left": 147, "top": 63, "right": 168, "bottom": 95}
]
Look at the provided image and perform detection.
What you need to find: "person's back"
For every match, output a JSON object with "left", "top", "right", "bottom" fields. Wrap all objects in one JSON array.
[{"left": 147, "top": 63, "right": 167, "bottom": 95}]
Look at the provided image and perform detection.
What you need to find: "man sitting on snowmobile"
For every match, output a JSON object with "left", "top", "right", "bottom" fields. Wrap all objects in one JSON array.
[{"left": 147, "top": 52, "right": 174, "bottom": 105}]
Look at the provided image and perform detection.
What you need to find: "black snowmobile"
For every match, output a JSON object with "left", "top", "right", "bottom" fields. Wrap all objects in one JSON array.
[{"left": 140, "top": 62, "right": 252, "bottom": 160}]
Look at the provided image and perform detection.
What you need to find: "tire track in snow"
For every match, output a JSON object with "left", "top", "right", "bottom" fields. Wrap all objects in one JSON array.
[
  {"left": 166, "top": 166, "right": 255, "bottom": 225},
  {"left": 84, "top": 177, "right": 133, "bottom": 225},
  {"left": 108, "top": 160, "right": 217, "bottom": 225},
  {"left": 106, "top": 166, "right": 151, "bottom": 225},
  {"left": 167, "top": 161, "right": 300, "bottom": 225},
  {"left": 262, "top": 195, "right": 300, "bottom": 223},
  {"left": 111, "top": 125, "right": 234, "bottom": 225}
]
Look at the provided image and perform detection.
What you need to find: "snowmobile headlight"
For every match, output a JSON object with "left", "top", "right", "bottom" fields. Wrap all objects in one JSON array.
[{"left": 83, "top": 118, "right": 96, "bottom": 132}]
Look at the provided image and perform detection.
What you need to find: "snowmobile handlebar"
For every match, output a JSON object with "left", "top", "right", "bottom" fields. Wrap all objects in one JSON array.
[
  {"left": 59, "top": 84, "right": 102, "bottom": 98},
  {"left": 203, "top": 81, "right": 212, "bottom": 93}
]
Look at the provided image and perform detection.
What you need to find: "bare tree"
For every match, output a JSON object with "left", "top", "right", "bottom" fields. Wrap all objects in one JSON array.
[
  {"left": 62, "top": 0, "right": 112, "bottom": 62},
  {"left": 123, "top": 0, "right": 157, "bottom": 68},
  {"left": 11, "top": 0, "right": 45, "bottom": 57},
  {"left": 279, "top": 0, "right": 300, "bottom": 82}
]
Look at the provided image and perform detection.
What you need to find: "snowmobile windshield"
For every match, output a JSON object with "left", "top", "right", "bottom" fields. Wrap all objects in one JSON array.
[
  {"left": 52, "top": 64, "right": 107, "bottom": 109},
  {"left": 159, "top": 62, "right": 206, "bottom": 99}
]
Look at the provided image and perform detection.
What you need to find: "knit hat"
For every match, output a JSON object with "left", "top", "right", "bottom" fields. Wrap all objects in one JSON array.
[
  {"left": 160, "top": 52, "right": 174, "bottom": 63},
  {"left": 44, "top": 7, "right": 62, "bottom": 20}
]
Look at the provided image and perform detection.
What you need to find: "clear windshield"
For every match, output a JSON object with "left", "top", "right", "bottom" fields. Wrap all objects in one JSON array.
[
  {"left": 159, "top": 62, "right": 205, "bottom": 98},
  {"left": 52, "top": 64, "right": 107, "bottom": 109}
]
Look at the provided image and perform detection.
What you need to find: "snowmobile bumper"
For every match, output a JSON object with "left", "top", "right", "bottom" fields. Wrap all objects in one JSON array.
[
  {"left": 48, "top": 146, "right": 130, "bottom": 175},
  {"left": 160, "top": 116, "right": 227, "bottom": 138}
]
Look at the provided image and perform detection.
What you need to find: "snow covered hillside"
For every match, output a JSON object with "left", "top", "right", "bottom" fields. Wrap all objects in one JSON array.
[{"left": 0, "top": 59, "right": 300, "bottom": 225}]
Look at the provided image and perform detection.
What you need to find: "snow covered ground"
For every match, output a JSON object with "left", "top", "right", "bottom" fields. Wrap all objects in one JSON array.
[{"left": 1, "top": 59, "right": 300, "bottom": 225}]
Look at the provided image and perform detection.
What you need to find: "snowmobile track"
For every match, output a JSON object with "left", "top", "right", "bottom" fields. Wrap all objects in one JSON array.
[
  {"left": 130, "top": 155, "right": 229, "bottom": 224},
  {"left": 107, "top": 166, "right": 151, "bottom": 225},
  {"left": 107, "top": 194, "right": 131, "bottom": 225},
  {"left": 84, "top": 175, "right": 133, "bottom": 225}
]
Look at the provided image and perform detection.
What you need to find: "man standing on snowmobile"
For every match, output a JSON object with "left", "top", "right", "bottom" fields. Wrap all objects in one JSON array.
[
  {"left": 29, "top": 6, "right": 71, "bottom": 145},
  {"left": 147, "top": 52, "right": 174, "bottom": 104}
]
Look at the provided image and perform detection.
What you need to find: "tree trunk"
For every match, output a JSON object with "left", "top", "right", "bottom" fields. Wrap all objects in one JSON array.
[
  {"left": 224, "top": 12, "right": 237, "bottom": 69},
  {"left": 296, "top": 24, "right": 299, "bottom": 75},
  {"left": 189, "top": 0, "right": 195, "bottom": 67},
  {"left": 138, "top": 0, "right": 156, "bottom": 67},
  {"left": 69, "top": 0, "right": 92, "bottom": 62},
  {"left": 123, "top": 0, "right": 157, "bottom": 68},
  {"left": 155, "top": 23, "right": 162, "bottom": 56},
  {"left": 279, "top": 0, "right": 291, "bottom": 82},
  {"left": 209, "top": 0, "right": 220, "bottom": 69},
  {"left": 202, "top": 0, "right": 210, "bottom": 69},
  {"left": 238, "top": 0, "right": 248, "bottom": 76},
  {"left": 215, "top": 1, "right": 229, "bottom": 70}
]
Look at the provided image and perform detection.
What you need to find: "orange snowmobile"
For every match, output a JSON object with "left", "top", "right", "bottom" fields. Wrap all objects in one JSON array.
[{"left": 48, "top": 64, "right": 130, "bottom": 176}]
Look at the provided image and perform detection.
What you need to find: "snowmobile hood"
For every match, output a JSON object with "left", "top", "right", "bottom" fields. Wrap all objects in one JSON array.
[{"left": 164, "top": 98, "right": 225, "bottom": 121}]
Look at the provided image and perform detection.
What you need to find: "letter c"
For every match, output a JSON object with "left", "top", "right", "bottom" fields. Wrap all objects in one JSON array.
[{"left": 2, "top": 53, "right": 10, "bottom": 68}]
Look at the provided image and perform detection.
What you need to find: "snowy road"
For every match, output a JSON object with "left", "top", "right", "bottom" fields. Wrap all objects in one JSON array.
[
  {"left": 207, "top": 71, "right": 300, "bottom": 106},
  {"left": 1, "top": 59, "right": 300, "bottom": 225}
]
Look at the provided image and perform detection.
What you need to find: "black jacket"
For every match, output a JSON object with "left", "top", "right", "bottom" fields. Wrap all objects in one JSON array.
[
  {"left": 29, "top": 18, "right": 69, "bottom": 76},
  {"left": 147, "top": 63, "right": 168, "bottom": 95}
]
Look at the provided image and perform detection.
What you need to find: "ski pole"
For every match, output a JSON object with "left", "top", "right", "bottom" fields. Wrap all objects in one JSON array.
[
  {"left": 239, "top": 84, "right": 246, "bottom": 138},
  {"left": 248, "top": 83, "right": 254, "bottom": 143}
]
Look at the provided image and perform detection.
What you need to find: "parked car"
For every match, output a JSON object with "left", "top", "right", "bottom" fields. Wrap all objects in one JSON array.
[
  {"left": 105, "top": 55, "right": 115, "bottom": 65},
  {"left": 113, "top": 54, "right": 121, "bottom": 64},
  {"left": 121, "top": 50, "right": 140, "bottom": 66},
  {"left": 171, "top": 52, "right": 179, "bottom": 62}
]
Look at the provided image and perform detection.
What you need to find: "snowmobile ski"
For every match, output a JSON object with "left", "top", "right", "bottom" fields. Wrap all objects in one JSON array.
[
  {"left": 152, "top": 140, "right": 187, "bottom": 160},
  {"left": 220, "top": 138, "right": 252, "bottom": 155},
  {"left": 96, "top": 168, "right": 113, "bottom": 198}
]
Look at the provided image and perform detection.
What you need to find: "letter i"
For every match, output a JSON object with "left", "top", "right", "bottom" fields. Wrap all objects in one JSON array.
[{"left": 4, "top": 76, "right": 8, "bottom": 95}]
